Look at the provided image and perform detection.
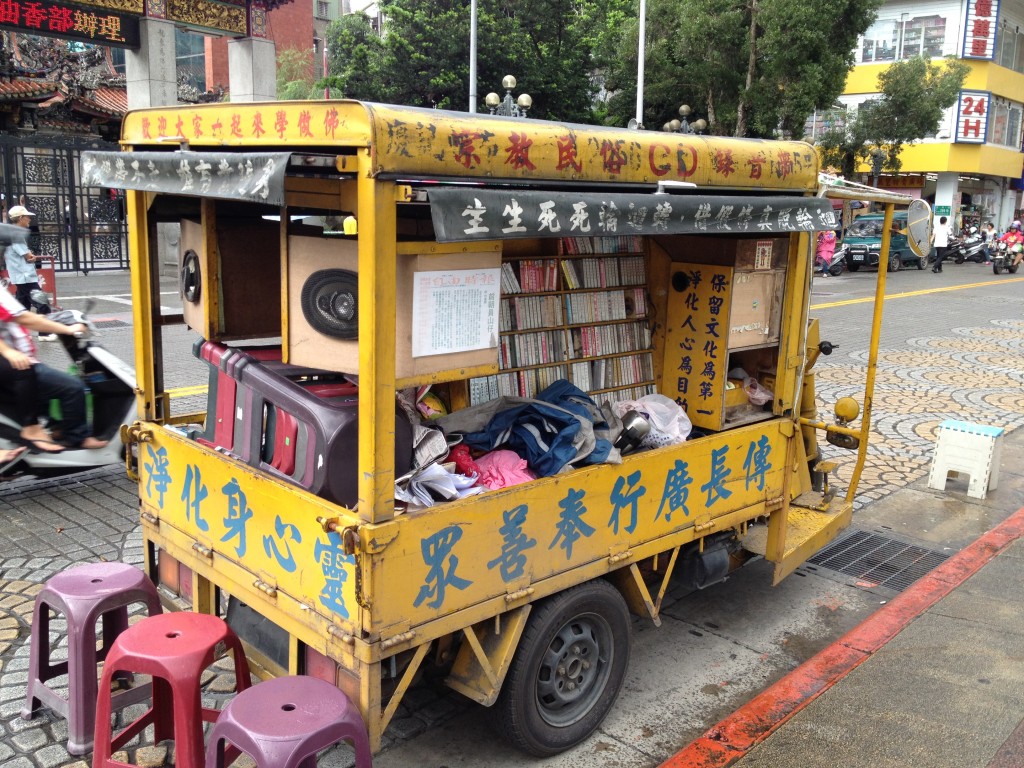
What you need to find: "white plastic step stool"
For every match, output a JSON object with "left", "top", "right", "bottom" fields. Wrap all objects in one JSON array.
[{"left": 927, "top": 420, "right": 1004, "bottom": 500}]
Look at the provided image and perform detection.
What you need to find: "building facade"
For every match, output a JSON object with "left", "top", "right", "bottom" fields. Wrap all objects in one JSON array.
[{"left": 841, "top": 0, "right": 1024, "bottom": 229}]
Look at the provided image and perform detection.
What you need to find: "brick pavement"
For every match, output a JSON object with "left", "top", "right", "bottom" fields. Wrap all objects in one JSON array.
[{"left": 1, "top": 271, "right": 1023, "bottom": 766}]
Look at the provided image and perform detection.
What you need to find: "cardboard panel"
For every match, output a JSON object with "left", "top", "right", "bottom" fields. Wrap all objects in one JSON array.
[
  {"left": 286, "top": 236, "right": 500, "bottom": 379},
  {"left": 728, "top": 271, "right": 782, "bottom": 348},
  {"left": 179, "top": 215, "right": 282, "bottom": 340}
]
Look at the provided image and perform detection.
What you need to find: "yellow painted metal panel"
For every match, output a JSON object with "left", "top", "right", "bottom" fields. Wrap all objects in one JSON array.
[
  {"left": 137, "top": 427, "right": 365, "bottom": 639},
  {"left": 365, "top": 421, "right": 789, "bottom": 631},
  {"left": 121, "top": 101, "right": 819, "bottom": 191},
  {"left": 137, "top": 420, "right": 791, "bottom": 637}
]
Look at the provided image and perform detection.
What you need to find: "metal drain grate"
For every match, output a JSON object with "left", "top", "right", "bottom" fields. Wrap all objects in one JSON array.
[
  {"left": 808, "top": 530, "right": 949, "bottom": 592},
  {"left": 92, "top": 319, "right": 129, "bottom": 328}
]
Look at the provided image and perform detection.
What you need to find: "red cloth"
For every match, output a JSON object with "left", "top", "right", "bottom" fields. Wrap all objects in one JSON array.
[{"left": 449, "top": 444, "right": 481, "bottom": 478}]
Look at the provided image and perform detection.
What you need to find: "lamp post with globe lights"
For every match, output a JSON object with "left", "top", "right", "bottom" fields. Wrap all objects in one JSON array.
[
  {"left": 484, "top": 76, "right": 532, "bottom": 117},
  {"left": 663, "top": 104, "right": 707, "bottom": 134}
]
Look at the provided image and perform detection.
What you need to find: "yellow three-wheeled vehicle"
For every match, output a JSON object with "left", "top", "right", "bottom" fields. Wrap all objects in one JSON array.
[{"left": 84, "top": 101, "right": 914, "bottom": 756}]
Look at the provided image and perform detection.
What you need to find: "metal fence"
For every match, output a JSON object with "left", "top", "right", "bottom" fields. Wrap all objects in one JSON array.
[{"left": 0, "top": 133, "right": 128, "bottom": 272}]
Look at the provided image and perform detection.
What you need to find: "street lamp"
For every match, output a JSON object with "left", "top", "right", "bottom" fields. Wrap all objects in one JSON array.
[
  {"left": 663, "top": 104, "right": 707, "bottom": 134},
  {"left": 484, "top": 75, "right": 532, "bottom": 117}
]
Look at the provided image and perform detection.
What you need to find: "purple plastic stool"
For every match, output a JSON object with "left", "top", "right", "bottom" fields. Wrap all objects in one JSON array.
[
  {"left": 21, "top": 562, "right": 162, "bottom": 755},
  {"left": 205, "top": 675, "right": 372, "bottom": 768}
]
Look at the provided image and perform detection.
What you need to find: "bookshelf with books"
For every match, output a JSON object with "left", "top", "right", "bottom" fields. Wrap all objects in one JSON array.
[{"left": 470, "top": 236, "right": 655, "bottom": 405}]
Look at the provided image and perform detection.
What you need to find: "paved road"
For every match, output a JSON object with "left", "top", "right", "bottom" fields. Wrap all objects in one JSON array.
[{"left": 1, "top": 264, "right": 1022, "bottom": 767}]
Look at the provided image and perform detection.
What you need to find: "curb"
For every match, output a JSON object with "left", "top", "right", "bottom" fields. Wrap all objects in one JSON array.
[{"left": 660, "top": 506, "right": 1024, "bottom": 768}]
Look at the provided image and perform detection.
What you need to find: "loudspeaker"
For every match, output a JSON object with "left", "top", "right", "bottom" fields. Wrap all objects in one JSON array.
[
  {"left": 179, "top": 212, "right": 281, "bottom": 340},
  {"left": 286, "top": 236, "right": 501, "bottom": 380}
]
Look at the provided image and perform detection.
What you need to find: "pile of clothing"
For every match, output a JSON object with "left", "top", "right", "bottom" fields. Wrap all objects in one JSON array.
[{"left": 394, "top": 380, "right": 697, "bottom": 509}]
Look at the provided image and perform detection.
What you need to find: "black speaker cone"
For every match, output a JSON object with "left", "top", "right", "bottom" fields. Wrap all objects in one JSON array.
[
  {"left": 301, "top": 269, "right": 359, "bottom": 339},
  {"left": 181, "top": 249, "right": 202, "bottom": 303}
]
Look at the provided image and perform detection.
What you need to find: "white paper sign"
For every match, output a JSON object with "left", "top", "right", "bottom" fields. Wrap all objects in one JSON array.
[{"left": 411, "top": 268, "right": 501, "bottom": 357}]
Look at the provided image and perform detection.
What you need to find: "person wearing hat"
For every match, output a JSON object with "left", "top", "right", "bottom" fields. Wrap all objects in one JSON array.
[{"left": 3, "top": 204, "right": 51, "bottom": 319}]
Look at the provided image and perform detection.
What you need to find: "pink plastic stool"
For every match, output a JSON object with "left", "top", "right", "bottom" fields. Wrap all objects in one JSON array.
[
  {"left": 205, "top": 675, "right": 372, "bottom": 768},
  {"left": 21, "top": 562, "right": 162, "bottom": 755},
  {"left": 92, "top": 612, "right": 252, "bottom": 768}
]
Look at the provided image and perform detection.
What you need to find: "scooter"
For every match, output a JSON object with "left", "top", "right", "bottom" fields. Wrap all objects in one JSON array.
[
  {"left": 950, "top": 227, "right": 987, "bottom": 264},
  {"left": 991, "top": 241, "right": 1021, "bottom": 275},
  {"left": 0, "top": 303, "right": 136, "bottom": 477},
  {"left": 817, "top": 244, "right": 848, "bottom": 277}
]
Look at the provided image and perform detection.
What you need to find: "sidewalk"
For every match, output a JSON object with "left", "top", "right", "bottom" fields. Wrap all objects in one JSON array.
[{"left": 664, "top": 481, "right": 1024, "bottom": 768}]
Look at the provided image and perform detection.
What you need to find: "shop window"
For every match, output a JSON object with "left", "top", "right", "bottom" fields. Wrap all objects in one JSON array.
[
  {"left": 1014, "top": 31, "right": 1024, "bottom": 73},
  {"left": 901, "top": 15, "right": 946, "bottom": 59},
  {"left": 999, "top": 26, "right": 1016, "bottom": 69},
  {"left": 1008, "top": 106, "right": 1022, "bottom": 149},
  {"left": 861, "top": 19, "right": 898, "bottom": 63},
  {"left": 991, "top": 101, "right": 1007, "bottom": 146}
]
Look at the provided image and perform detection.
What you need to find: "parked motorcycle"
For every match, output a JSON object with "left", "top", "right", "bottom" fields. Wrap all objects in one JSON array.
[
  {"left": 951, "top": 227, "right": 987, "bottom": 264},
  {"left": 991, "top": 241, "right": 1021, "bottom": 275},
  {"left": 0, "top": 305, "right": 136, "bottom": 477}
]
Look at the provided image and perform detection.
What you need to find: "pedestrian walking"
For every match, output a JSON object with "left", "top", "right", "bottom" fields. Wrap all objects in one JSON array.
[
  {"left": 931, "top": 215, "right": 951, "bottom": 273},
  {"left": 815, "top": 230, "right": 837, "bottom": 277},
  {"left": 2, "top": 205, "right": 51, "bottom": 315}
]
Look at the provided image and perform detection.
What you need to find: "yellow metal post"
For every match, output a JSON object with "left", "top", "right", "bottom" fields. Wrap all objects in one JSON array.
[
  {"left": 355, "top": 149, "right": 398, "bottom": 523},
  {"left": 845, "top": 202, "right": 893, "bottom": 503},
  {"left": 127, "top": 190, "right": 158, "bottom": 421}
]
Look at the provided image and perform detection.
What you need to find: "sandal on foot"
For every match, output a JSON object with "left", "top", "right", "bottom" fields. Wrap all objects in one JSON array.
[{"left": 21, "top": 437, "right": 65, "bottom": 454}]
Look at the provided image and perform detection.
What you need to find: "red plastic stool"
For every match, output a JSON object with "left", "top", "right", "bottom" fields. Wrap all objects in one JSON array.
[
  {"left": 205, "top": 675, "right": 372, "bottom": 768},
  {"left": 92, "top": 612, "right": 252, "bottom": 768},
  {"left": 21, "top": 562, "right": 162, "bottom": 756}
]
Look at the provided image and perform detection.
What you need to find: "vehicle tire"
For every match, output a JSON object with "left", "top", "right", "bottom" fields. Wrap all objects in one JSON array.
[
  {"left": 954, "top": 253, "right": 965, "bottom": 264},
  {"left": 888, "top": 254, "right": 901, "bottom": 273},
  {"left": 829, "top": 263, "right": 844, "bottom": 277},
  {"left": 847, "top": 263, "right": 860, "bottom": 272},
  {"left": 490, "top": 579, "right": 632, "bottom": 757},
  {"left": 993, "top": 263, "right": 1002, "bottom": 274},
  {"left": 1009, "top": 264, "right": 1019, "bottom": 274},
  {"left": 917, "top": 257, "right": 926, "bottom": 270}
]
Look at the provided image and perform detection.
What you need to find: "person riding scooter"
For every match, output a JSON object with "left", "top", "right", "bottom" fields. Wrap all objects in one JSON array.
[
  {"left": 0, "top": 288, "right": 108, "bottom": 452},
  {"left": 998, "top": 221, "right": 1024, "bottom": 267}
]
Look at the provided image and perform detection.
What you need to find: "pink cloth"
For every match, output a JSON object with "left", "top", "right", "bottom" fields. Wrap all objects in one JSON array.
[{"left": 474, "top": 450, "right": 537, "bottom": 490}]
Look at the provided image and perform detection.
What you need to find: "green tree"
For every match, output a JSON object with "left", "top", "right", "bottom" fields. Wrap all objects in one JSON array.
[
  {"left": 339, "top": 0, "right": 626, "bottom": 122},
  {"left": 276, "top": 47, "right": 318, "bottom": 101},
  {"left": 816, "top": 56, "right": 971, "bottom": 179},
  {"left": 602, "top": 0, "right": 881, "bottom": 136},
  {"left": 320, "top": 12, "right": 387, "bottom": 100}
]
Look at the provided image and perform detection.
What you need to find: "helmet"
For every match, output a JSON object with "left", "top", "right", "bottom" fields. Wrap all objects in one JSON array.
[{"left": 1014, "top": 220, "right": 1022, "bottom": 230}]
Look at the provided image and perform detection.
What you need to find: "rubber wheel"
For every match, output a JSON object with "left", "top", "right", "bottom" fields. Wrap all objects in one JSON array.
[
  {"left": 847, "top": 263, "right": 860, "bottom": 272},
  {"left": 491, "top": 580, "right": 632, "bottom": 757},
  {"left": 993, "top": 264, "right": 1002, "bottom": 275},
  {"left": 917, "top": 257, "right": 926, "bottom": 270},
  {"left": 888, "top": 254, "right": 901, "bottom": 273},
  {"left": 1010, "top": 264, "right": 1019, "bottom": 274},
  {"left": 828, "top": 263, "right": 843, "bottom": 277}
]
